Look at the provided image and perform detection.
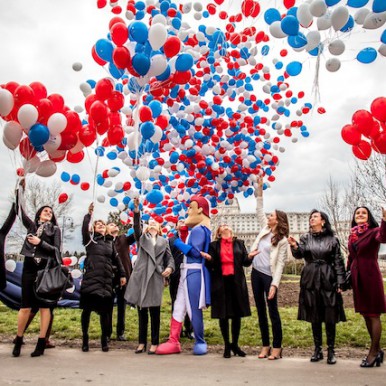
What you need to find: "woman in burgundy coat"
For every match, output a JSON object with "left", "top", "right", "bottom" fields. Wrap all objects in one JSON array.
[{"left": 347, "top": 206, "right": 386, "bottom": 368}]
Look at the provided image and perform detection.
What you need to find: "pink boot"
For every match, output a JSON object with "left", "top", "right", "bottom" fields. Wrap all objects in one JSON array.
[{"left": 156, "top": 318, "right": 182, "bottom": 355}]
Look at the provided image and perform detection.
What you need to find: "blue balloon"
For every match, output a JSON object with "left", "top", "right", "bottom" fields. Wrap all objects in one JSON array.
[
  {"left": 347, "top": 0, "right": 369, "bottom": 7},
  {"left": 308, "top": 43, "right": 324, "bottom": 56},
  {"left": 373, "top": 0, "right": 386, "bottom": 13},
  {"left": 288, "top": 33, "right": 307, "bottom": 49},
  {"left": 61, "top": 172, "right": 70, "bottom": 182},
  {"left": 28, "top": 124, "right": 50, "bottom": 146},
  {"left": 325, "top": 0, "right": 341, "bottom": 5},
  {"left": 382, "top": 30, "right": 386, "bottom": 44},
  {"left": 357, "top": 47, "right": 377, "bottom": 63},
  {"left": 95, "top": 39, "right": 113, "bottom": 62},
  {"left": 132, "top": 53, "right": 151, "bottom": 76},
  {"left": 135, "top": 1, "right": 145, "bottom": 10},
  {"left": 156, "top": 65, "right": 171, "bottom": 81},
  {"left": 281, "top": 16, "right": 299, "bottom": 36},
  {"left": 340, "top": 15, "right": 354, "bottom": 32},
  {"left": 146, "top": 189, "right": 163, "bottom": 204},
  {"left": 286, "top": 61, "right": 302, "bottom": 76},
  {"left": 107, "top": 152, "right": 117, "bottom": 160},
  {"left": 129, "top": 22, "right": 148, "bottom": 43},
  {"left": 148, "top": 100, "right": 162, "bottom": 118},
  {"left": 108, "top": 62, "right": 124, "bottom": 79},
  {"left": 71, "top": 174, "right": 80, "bottom": 184},
  {"left": 141, "top": 121, "right": 155, "bottom": 139},
  {"left": 264, "top": 8, "right": 281, "bottom": 25},
  {"left": 110, "top": 198, "right": 118, "bottom": 207},
  {"left": 175, "top": 53, "right": 194, "bottom": 71}
]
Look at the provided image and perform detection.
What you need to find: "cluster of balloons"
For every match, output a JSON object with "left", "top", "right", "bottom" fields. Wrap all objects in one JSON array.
[
  {"left": 263, "top": 0, "right": 386, "bottom": 73},
  {"left": 0, "top": 82, "right": 84, "bottom": 177},
  {"left": 341, "top": 97, "right": 386, "bottom": 160}
]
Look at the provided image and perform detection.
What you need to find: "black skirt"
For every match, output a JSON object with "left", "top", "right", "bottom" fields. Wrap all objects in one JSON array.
[{"left": 21, "top": 257, "right": 54, "bottom": 309}]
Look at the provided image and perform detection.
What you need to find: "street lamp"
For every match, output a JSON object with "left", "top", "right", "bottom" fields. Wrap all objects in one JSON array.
[{"left": 61, "top": 216, "right": 74, "bottom": 253}]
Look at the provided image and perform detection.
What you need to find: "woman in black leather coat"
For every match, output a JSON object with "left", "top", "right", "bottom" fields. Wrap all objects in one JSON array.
[
  {"left": 12, "top": 197, "right": 61, "bottom": 358},
  {"left": 288, "top": 210, "right": 346, "bottom": 365}
]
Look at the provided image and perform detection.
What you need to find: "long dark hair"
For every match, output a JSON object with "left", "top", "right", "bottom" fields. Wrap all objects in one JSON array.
[
  {"left": 309, "top": 209, "right": 334, "bottom": 236},
  {"left": 351, "top": 206, "right": 379, "bottom": 228},
  {"left": 34, "top": 206, "right": 57, "bottom": 226},
  {"left": 272, "top": 209, "right": 289, "bottom": 246}
]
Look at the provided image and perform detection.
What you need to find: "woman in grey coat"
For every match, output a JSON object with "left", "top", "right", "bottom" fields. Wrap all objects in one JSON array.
[{"left": 125, "top": 198, "right": 174, "bottom": 354}]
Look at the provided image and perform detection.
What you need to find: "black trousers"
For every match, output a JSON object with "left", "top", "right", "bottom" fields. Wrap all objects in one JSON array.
[
  {"left": 137, "top": 306, "right": 161, "bottom": 345},
  {"left": 169, "top": 274, "right": 192, "bottom": 333},
  {"left": 116, "top": 285, "right": 127, "bottom": 336},
  {"left": 81, "top": 309, "right": 110, "bottom": 339},
  {"left": 251, "top": 269, "right": 282, "bottom": 348}
]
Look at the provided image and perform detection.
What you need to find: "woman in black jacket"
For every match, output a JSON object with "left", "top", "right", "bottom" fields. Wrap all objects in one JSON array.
[
  {"left": 201, "top": 225, "right": 252, "bottom": 358},
  {"left": 288, "top": 210, "right": 346, "bottom": 365},
  {"left": 80, "top": 203, "right": 126, "bottom": 352},
  {"left": 12, "top": 196, "right": 61, "bottom": 358}
]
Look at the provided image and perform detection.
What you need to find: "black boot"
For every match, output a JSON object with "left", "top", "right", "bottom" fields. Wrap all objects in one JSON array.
[
  {"left": 82, "top": 335, "right": 89, "bottom": 352},
  {"left": 311, "top": 323, "right": 323, "bottom": 362},
  {"left": 326, "top": 323, "right": 337, "bottom": 365},
  {"left": 223, "top": 342, "right": 231, "bottom": 358},
  {"left": 12, "top": 336, "right": 23, "bottom": 357},
  {"left": 101, "top": 335, "right": 109, "bottom": 352},
  {"left": 31, "top": 338, "right": 46, "bottom": 357},
  {"left": 230, "top": 343, "right": 246, "bottom": 357}
]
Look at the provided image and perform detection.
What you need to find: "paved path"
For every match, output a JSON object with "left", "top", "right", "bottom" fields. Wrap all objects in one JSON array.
[{"left": 0, "top": 344, "right": 385, "bottom": 386}]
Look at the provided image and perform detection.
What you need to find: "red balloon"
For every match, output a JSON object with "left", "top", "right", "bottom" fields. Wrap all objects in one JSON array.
[
  {"left": 370, "top": 97, "right": 386, "bottom": 122},
  {"left": 37, "top": 98, "right": 53, "bottom": 125},
  {"left": 113, "top": 46, "right": 131, "bottom": 69},
  {"left": 107, "top": 126, "right": 124, "bottom": 145},
  {"left": 111, "top": 22, "right": 128, "bottom": 46},
  {"left": 90, "top": 100, "right": 108, "bottom": 123},
  {"left": 29, "top": 82, "right": 47, "bottom": 100},
  {"left": 139, "top": 106, "right": 153, "bottom": 122},
  {"left": 107, "top": 91, "right": 124, "bottom": 112},
  {"left": 14, "top": 85, "right": 35, "bottom": 107},
  {"left": 62, "top": 257, "right": 71, "bottom": 266},
  {"left": 79, "top": 125, "right": 97, "bottom": 146},
  {"left": 65, "top": 111, "right": 82, "bottom": 133},
  {"left": 58, "top": 132, "right": 78, "bottom": 151},
  {"left": 123, "top": 181, "right": 131, "bottom": 191},
  {"left": 352, "top": 140, "right": 372, "bottom": 160},
  {"left": 372, "top": 133, "right": 386, "bottom": 154},
  {"left": 58, "top": 193, "right": 69, "bottom": 204},
  {"left": 283, "top": 0, "right": 296, "bottom": 9},
  {"left": 80, "top": 182, "right": 90, "bottom": 191},
  {"left": 47, "top": 93, "right": 65, "bottom": 113},
  {"left": 67, "top": 150, "right": 84, "bottom": 163},
  {"left": 163, "top": 37, "right": 181, "bottom": 58},
  {"left": 4, "top": 81, "right": 19, "bottom": 94},
  {"left": 173, "top": 70, "right": 192, "bottom": 84},
  {"left": 19, "top": 138, "right": 37, "bottom": 160},
  {"left": 95, "top": 119, "right": 110, "bottom": 135},
  {"left": 49, "top": 151, "right": 66, "bottom": 163},
  {"left": 156, "top": 115, "right": 169, "bottom": 129},
  {"left": 241, "top": 0, "right": 254, "bottom": 17},
  {"left": 341, "top": 124, "right": 362, "bottom": 145},
  {"left": 352, "top": 110, "right": 374, "bottom": 137},
  {"left": 108, "top": 16, "right": 125, "bottom": 29},
  {"left": 95, "top": 78, "right": 114, "bottom": 100},
  {"left": 16, "top": 167, "right": 25, "bottom": 177},
  {"left": 85, "top": 94, "right": 98, "bottom": 114},
  {"left": 92, "top": 45, "right": 107, "bottom": 66}
]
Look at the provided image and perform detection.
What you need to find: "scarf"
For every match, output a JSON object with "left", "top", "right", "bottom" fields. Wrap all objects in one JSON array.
[
  {"left": 33, "top": 221, "right": 50, "bottom": 264},
  {"left": 349, "top": 222, "right": 369, "bottom": 243}
]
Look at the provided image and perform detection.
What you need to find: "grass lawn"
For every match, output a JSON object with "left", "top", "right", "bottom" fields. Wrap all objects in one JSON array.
[{"left": 1, "top": 291, "right": 385, "bottom": 349}]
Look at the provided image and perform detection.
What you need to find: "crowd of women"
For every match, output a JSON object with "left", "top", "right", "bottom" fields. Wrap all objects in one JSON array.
[{"left": 1, "top": 177, "right": 385, "bottom": 368}]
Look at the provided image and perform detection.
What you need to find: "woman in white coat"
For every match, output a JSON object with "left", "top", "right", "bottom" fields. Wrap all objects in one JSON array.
[{"left": 249, "top": 177, "right": 289, "bottom": 360}]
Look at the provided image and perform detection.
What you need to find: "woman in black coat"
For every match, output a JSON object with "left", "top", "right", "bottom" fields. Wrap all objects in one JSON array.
[
  {"left": 202, "top": 225, "right": 252, "bottom": 358},
  {"left": 12, "top": 195, "right": 61, "bottom": 358},
  {"left": 288, "top": 210, "right": 346, "bottom": 365},
  {"left": 80, "top": 203, "right": 126, "bottom": 352}
]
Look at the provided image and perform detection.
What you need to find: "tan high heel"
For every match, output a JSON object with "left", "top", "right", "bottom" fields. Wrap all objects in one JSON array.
[
  {"left": 268, "top": 348, "right": 283, "bottom": 360},
  {"left": 258, "top": 346, "right": 271, "bottom": 359}
]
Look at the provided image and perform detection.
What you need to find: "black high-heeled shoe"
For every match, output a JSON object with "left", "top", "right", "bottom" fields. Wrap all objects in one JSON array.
[
  {"left": 82, "top": 335, "right": 89, "bottom": 352},
  {"left": 230, "top": 343, "right": 246, "bottom": 357},
  {"left": 223, "top": 344, "right": 231, "bottom": 359},
  {"left": 360, "top": 353, "right": 381, "bottom": 368},
  {"left": 135, "top": 344, "right": 147, "bottom": 354},
  {"left": 379, "top": 349, "right": 384, "bottom": 364}
]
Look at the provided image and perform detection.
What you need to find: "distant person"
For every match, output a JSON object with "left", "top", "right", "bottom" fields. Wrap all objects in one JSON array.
[
  {"left": 201, "top": 224, "right": 251, "bottom": 358},
  {"left": 13, "top": 184, "right": 61, "bottom": 358},
  {"left": 80, "top": 203, "right": 126, "bottom": 352},
  {"left": 125, "top": 198, "right": 174, "bottom": 355},
  {"left": 288, "top": 210, "right": 346, "bottom": 365},
  {"left": 106, "top": 222, "right": 135, "bottom": 341},
  {"left": 347, "top": 206, "right": 386, "bottom": 368},
  {"left": 249, "top": 177, "right": 289, "bottom": 360},
  {"left": 168, "top": 219, "right": 193, "bottom": 339}
]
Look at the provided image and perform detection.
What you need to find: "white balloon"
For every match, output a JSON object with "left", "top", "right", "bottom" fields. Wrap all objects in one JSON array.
[
  {"left": 149, "top": 23, "right": 167, "bottom": 50},
  {"left": 150, "top": 125, "right": 163, "bottom": 144},
  {"left": 354, "top": 8, "right": 370, "bottom": 25},
  {"left": 43, "top": 135, "right": 61, "bottom": 153},
  {"left": 148, "top": 54, "right": 168, "bottom": 77},
  {"left": 117, "top": 203, "right": 126, "bottom": 211},
  {"left": 306, "top": 31, "right": 321, "bottom": 51},
  {"left": 363, "top": 11, "right": 386, "bottom": 30},
  {"left": 97, "top": 195, "right": 106, "bottom": 203},
  {"left": 24, "top": 156, "right": 41, "bottom": 173},
  {"left": 136, "top": 166, "right": 150, "bottom": 181},
  {"left": 325, "top": 58, "right": 341, "bottom": 72},
  {"left": 72, "top": 62, "right": 82, "bottom": 71},
  {"left": 317, "top": 12, "right": 332, "bottom": 30},
  {"left": 127, "top": 132, "right": 139, "bottom": 151},
  {"left": 328, "top": 39, "right": 345, "bottom": 55},
  {"left": 17, "top": 104, "right": 38, "bottom": 129},
  {"left": 69, "top": 256, "right": 78, "bottom": 266},
  {"left": 115, "top": 182, "right": 123, "bottom": 191},
  {"left": 379, "top": 44, "right": 386, "bottom": 56},
  {"left": 269, "top": 21, "right": 287, "bottom": 38},
  {"left": 80, "top": 82, "right": 92, "bottom": 95},
  {"left": 193, "top": 2, "right": 203, "bottom": 12},
  {"left": 108, "top": 189, "right": 118, "bottom": 197},
  {"left": 66, "top": 285, "right": 76, "bottom": 293},
  {"left": 48, "top": 113, "right": 67, "bottom": 135},
  {"left": 331, "top": 6, "right": 349, "bottom": 32},
  {"left": 0, "top": 88, "right": 14, "bottom": 116},
  {"left": 5, "top": 259, "right": 16, "bottom": 272},
  {"left": 120, "top": 211, "right": 129, "bottom": 222},
  {"left": 3, "top": 121, "right": 23, "bottom": 149},
  {"left": 152, "top": 14, "right": 167, "bottom": 25},
  {"left": 108, "top": 168, "right": 120, "bottom": 177},
  {"left": 309, "top": 0, "right": 327, "bottom": 18},
  {"left": 297, "top": 3, "right": 313, "bottom": 28},
  {"left": 71, "top": 269, "right": 82, "bottom": 279},
  {"left": 103, "top": 180, "right": 113, "bottom": 188},
  {"left": 35, "top": 160, "right": 57, "bottom": 177}
]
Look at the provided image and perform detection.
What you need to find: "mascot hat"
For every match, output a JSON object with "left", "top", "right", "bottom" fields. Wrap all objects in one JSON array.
[{"left": 190, "top": 195, "right": 210, "bottom": 218}]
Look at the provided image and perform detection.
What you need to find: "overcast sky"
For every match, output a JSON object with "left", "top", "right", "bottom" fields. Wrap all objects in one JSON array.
[{"left": 1, "top": 1, "right": 385, "bottom": 251}]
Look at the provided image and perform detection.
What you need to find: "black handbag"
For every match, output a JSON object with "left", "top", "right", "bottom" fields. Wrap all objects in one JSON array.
[
  {"left": 341, "top": 270, "right": 352, "bottom": 291},
  {"left": 34, "top": 249, "right": 73, "bottom": 304}
]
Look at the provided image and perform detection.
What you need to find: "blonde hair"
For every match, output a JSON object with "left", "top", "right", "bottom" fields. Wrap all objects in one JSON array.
[
  {"left": 214, "top": 225, "right": 234, "bottom": 241},
  {"left": 145, "top": 222, "right": 162, "bottom": 236}
]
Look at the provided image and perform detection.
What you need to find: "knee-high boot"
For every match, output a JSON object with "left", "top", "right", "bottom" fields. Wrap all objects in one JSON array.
[
  {"left": 326, "top": 323, "right": 337, "bottom": 365},
  {"left": 310, "top": 323, "right": 323, "bottom": 362}
]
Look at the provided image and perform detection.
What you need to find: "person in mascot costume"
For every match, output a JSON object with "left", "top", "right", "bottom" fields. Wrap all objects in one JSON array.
[{"left": 156, "top": 195, "right": 211, "bottom": 355}]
